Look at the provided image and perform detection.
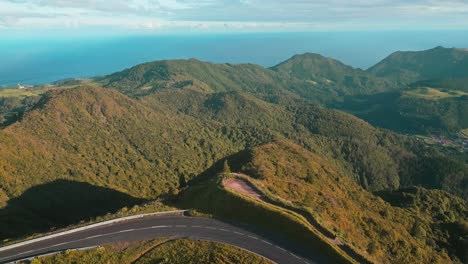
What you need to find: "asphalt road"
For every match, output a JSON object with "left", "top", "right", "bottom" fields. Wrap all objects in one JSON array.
[{"left": 0, "top": 216, "right": 317, "bottom": 264}]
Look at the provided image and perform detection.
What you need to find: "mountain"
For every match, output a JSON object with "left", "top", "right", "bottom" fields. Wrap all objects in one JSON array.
[
  {"left": 97, "top": 55, "right": 397, "bottom": 106},
  {"left": 0, "top": 50, "right": 467, "bottom": 263},
  {"left": 368, "top": 46, "right": 468, "bottom": 84},
  {"left": 239, "top": 140, "right": 467, "bottom": 263},
  {"left": 270, "top": 53, "right": 396, "bottom": 95},
  {"left": 98, "top": 59, "right": 298, "bottom": 102},
  {"left": 327, "top": 47, "right": 468, "bottom": 136},
  {"left": 96, "top": 56, "right": 467, "bottom": 197}
]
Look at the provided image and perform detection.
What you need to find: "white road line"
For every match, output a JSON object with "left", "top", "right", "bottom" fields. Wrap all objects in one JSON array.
[
  {"left": 118, "top": 229, "right": 135, "bottom": 233},
  {"left": 49, "top": 242, "right": 67, "bottom": 247},
  {"left": 85, "top": 235, "right": 104, "bottom": 239},
  {"left": 0, "top": 210, "right": 189, "bottom": 253},
  {"left": 276, "top": 246, "right": 286, "bottom": 252},
  {"left": 0, "top": 224, "right": 312, "bottom": 264}
]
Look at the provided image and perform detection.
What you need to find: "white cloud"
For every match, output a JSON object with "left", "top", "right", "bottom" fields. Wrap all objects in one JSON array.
[{"left": 0, "top": 0, "right": 467, "bottom": 32}]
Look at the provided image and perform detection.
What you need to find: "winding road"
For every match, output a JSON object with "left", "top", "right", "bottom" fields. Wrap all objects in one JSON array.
[{"left": 0, "top": 215, "right": 318, "bottom": 264}]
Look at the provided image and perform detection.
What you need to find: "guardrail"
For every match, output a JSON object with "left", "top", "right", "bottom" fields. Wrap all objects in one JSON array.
[{"left": 0, "top": 210, "right": 188, "bottom": 252}]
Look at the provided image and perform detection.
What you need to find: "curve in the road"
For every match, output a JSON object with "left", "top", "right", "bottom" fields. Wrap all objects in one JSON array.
[{"left": 0, "top": 216, "right": 318, "bottom": 264}]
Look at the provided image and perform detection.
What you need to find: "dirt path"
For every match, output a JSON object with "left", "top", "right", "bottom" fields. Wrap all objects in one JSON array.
[{"left": 224, "top": 178, "right": 263, "bottom": 200}]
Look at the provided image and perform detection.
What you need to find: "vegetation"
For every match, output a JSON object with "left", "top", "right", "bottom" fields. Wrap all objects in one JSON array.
[
  {"left": 368, "top": 46, "right": 468, "bottom": 85},
  {"left": 1, "top": 47, "right": 467, "bottom": 263},
  {"left": 237, "top": 141, "right": 466, "bottom": 263},
  {"left": 270, "top": 52, "right": 397, "bottom": 97},
  {"left": 179, "top": 173, "right": 355, "bottom": 264},
  {"left": 0, "top": 89, "right": 44, "bottom": 98},
  {"left": 403, "top": 87, "right": 468, "bottom": 100},
  {"left": 24, "top": 239, "right": 271, "bottom": 264},
  {"left": 334, "top": 89, "right": 468, "bottom": 136}
]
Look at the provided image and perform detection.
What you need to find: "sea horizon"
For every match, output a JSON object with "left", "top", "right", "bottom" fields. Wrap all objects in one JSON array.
[{"left": 2, "top": 31, "right": 468, "bottom": 87}]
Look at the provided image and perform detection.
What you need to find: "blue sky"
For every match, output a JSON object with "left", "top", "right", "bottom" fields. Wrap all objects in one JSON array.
[{"left": 1, "top": 0, "right": 468, "bottom": 34}]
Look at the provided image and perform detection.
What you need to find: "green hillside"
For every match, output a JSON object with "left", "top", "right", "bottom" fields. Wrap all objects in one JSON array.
[
  {"left": 239, "top": 141, "right": 467, "bottom": 263},
  {"left": 270, "top": 53, "right": 397, "bottom": 96},
  {"left": 368, "top": 46, "right": 468, "bottom": 84},
  {"left": 334, "top": 88, "right": 468, "bottom": 135},
  {"left": 0, "top": 49, "right": 467, "bottom": 263}
]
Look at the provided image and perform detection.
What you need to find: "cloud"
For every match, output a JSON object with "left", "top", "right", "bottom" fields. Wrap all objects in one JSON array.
[{"left": 1, "top": 0, "right": 467, "bottom": 32}]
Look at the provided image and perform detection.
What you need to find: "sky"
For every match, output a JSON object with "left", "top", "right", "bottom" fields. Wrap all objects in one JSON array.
[{"left": 1, "top": 0, "right": 468, "bottom": 35}]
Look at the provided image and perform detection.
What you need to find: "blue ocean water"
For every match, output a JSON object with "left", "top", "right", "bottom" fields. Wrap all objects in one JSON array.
[{"left": 1, "top": 31, "right": 468, "bottom": 86}]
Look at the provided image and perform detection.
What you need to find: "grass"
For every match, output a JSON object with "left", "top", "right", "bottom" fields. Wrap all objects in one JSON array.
[
  {"left": 25, "top": 239, "right": 271, "bottom": 264},
  {"left": 0, "top": 89, "right": 44, "bottom": 98},
  {"left": 403, "top": 87, "right": 468, "bottom": 100},
  {"left": 178, "top": 175, "right": 356, "bottom": 264},
  {"left": 0, "top": 79, "right": 99, "bottom": 98}
]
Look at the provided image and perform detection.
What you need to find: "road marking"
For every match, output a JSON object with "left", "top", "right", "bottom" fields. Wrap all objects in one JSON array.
[
  {"left": 0, "top": 222, "right": 313, "bottom": 264},
  {"left": 118, "top": 229, "right": 135, "bottom": 233},
  {"left": 85, "top": 235, "right": 104, "bottom": 239},
  {"left": 49, "top": 242, "right": 67, "bottom": 247},
  {"left": 276, "top": 246, "right": 286, "bottom": 251}
]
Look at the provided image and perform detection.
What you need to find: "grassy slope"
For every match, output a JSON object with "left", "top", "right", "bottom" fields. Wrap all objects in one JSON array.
[
  {"left": 403, "top": 87, "right": 468, "bottom": 99},
  {"left": 239, "top": 140, "right": 467, "bottom": 264},
  {"left": 0, "top": 89, "right": 44, "bottom": 98},
  {"left": 28, "top": 239, "right": 271, "bottom": 264},
  {"left": 179, "top": 175, "right": 354, "bottom": 264}
]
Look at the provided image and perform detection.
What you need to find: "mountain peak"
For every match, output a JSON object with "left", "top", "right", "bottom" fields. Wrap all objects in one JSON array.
[
  {"left": 367, "top": 46, "right": 468, "bottom": 84},
  {"left": 270, "top": 52, "right": 358, "bottom": 81}
]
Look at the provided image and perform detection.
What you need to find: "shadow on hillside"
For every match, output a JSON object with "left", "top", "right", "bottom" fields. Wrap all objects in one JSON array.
[
  {"left": 186, "top": 149, "right": 253, "bottom": 186},
  {"left": 0, "top": 179, "right": 146, "bottom": 241}
]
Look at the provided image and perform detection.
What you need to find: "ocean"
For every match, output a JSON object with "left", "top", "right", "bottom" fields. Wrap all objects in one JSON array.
[{"left": 1, "top": 31, "right": 468, "bottom": 86}]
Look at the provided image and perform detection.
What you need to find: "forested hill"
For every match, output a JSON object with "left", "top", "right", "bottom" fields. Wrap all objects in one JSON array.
[
  {"left": 368, "top": 46, "right": 468, "bottom": 85},
  {"left": 270, "top": 52, "right": 397, "bottom": 95},
  {"left": 0, "top": 51, "right": 466, "bottom": 263},
  {"left": 97, "top": 55, "right": 397, "bottom": 104},
  {"left": 94, "top": 47, "right": 468, "bottom": 137}
]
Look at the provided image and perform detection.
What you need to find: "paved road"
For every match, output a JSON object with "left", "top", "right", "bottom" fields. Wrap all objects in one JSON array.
[{"left": 0, "top": 216, "right": 317, "bottom": 264}]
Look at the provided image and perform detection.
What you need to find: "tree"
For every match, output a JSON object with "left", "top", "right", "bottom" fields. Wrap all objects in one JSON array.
[{"left": 223, "top": 159, "right": 231, "bottom": 173}]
